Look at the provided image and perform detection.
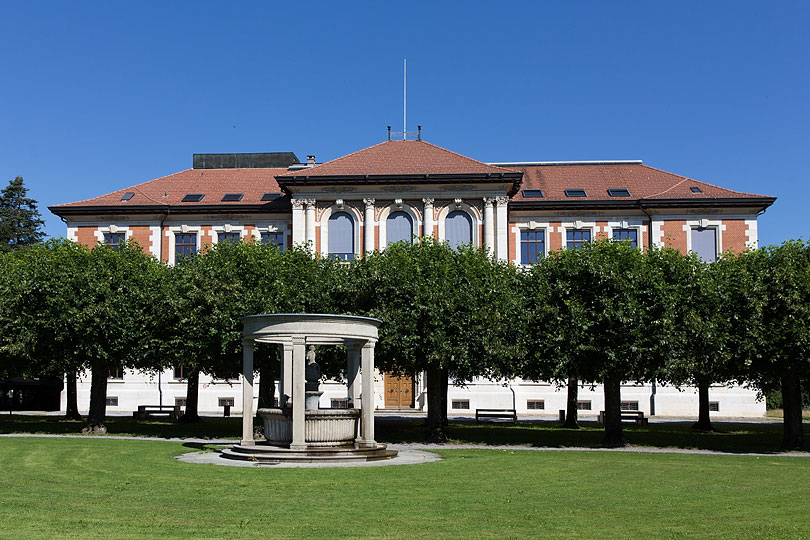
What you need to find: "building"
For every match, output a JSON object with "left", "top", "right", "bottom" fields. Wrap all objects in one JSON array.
[{"left": 49, "top": 137, "right": 775, "bottom": 418}]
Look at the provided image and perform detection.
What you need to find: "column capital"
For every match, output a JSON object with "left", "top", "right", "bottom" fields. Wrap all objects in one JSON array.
[
  {"left": 291, "top": 199, "right": 305, "bottom": 209},
  {"left": 495, "top": 196, "right": 509, "bottom": 206},
  {"left": 483, "top": 197, "right": 495, "bottom": 206},
  {"left": 302, "top": 198, "right": 317, "bottom": 208},
  {"left": 422, "top": 197, "right": 434, "bottom": 206},
  {"left": 363, "top": 198, "right": 376, "bottom": 207}
]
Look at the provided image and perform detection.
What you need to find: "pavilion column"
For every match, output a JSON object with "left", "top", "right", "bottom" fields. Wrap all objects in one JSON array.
[
  {"left": 363, "top": 198, "right": 375, "bottom": 253},
  {"left": 291, "top": 199, "right": 305, "bottom": 246},
  {"left": 290, "top": 336, "right": 307, "bottom": 450},
  {"left": 495, "top": 196, "right": 509, "bottom": 261},
  {"left": 304, "top": 199, "right": 316, "bottom": 250},
  {"left": 346, "top": 342, "right": 361, "bottom": 408},
  {"left": 241, "top": 340, "right": 255, "bottom": 446},
  {"left": 422, "top": 198, "right": 434, "bottom": 238},
  {"left": 483, "top": 197, "right": 495, "bottom": 255},
  {"left": 279, "top": 342, "right": 293, "bottom": 408},
  {"left": 358, "top": 342, "right": 376, "bottom": 448}
]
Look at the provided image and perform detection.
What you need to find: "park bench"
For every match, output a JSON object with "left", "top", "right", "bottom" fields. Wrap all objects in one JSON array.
[
  {"left": 475, "top": 408, "right": 517, "bottom": 423},
  {"left": 133, "top": 405, "right": 181, "bottom": 420},
  {"left": 597, "top": 410, "right": 648, "bottom": 426}
]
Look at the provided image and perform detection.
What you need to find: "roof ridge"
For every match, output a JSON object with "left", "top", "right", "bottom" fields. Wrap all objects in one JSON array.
[{"left": 638, "top": 164, "right": 770, "bottom": 199}]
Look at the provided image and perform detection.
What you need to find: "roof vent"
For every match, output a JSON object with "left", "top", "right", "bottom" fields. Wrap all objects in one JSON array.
[
  {"left": 607, "top": 188, "right": 631, "bottom": 197},
  {"left": 565, "top": 189, "right": 587, "bottom": 197},
  {"left": 181, "top": 194, "right": 205, "bottom": 202},
  {"left": 121, "top": 192, "right": 135, "bottom": 202}
]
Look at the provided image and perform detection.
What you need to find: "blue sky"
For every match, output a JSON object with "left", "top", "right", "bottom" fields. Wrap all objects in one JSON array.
[{"left": 1, "top": 2, "right": 807, "bottom": 246}]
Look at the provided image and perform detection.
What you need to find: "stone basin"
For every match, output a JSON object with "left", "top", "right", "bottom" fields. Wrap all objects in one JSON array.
[{"left": 258, "top": 407, "right": 360, "bottom": 447}]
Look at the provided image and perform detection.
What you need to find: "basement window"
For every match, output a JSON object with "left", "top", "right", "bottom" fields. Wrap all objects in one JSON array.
[
  {"left": 565, "top": 189, "right": 587, "bottom": 197},
  {"left": 527, "top": 400, "right": 545, "bottom": 410},
  {"left": 120, "top": 192, "right": 135, "bottom": 201},
  {"left": 175, "top": 397, "right": 187, "bottom": 408},
  {"left": 218, "top": 398, "right": 235, "bottom": 408},
  {"left": 181, "top": 193, "right": 205, "bottom": 202},
  {"left": 709, "top": 401, "right": 720, "bottom": 412},
  {"left": 607, "top": 188, "right": 631, "bottom": 197},
  {"left": 521, "top": 189, "right": 544, "bottom": 198},
  {"left": 105, "top": 396, "right": 119, "bottom": 407},
  {"left": 261, "top": 192, "right": 282, "bottom": 201},
  {"left": 690, "top": 186, "right": 703, "bottom": 194},
  {"left": 331, "top": 398, "right": 349, "bottom": 409},
  {"left": 620, "top": 401, "right": 639, "bottom": 411},
  {"left": 576, "top": 400, "right": 592, "bottom": 410},
  {"left": 221, "top": 193, "right": 243, "bottom": 202},
  {"left": 451, "top": 399, "right": 470, "bottom": 410}
]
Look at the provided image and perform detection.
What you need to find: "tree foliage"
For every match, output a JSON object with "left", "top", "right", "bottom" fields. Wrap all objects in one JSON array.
[{"left": 0, "top": 176, "right": 45, "bottom": 252}]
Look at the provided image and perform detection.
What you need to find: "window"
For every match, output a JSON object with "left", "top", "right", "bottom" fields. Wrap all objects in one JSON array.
[
  {"left": 173, "top": 365, "right": 187, "bottom": 380},
  {"left": 175, "top": 397, "right": 187, "bottom": 408},
  {"left": 612, "top": 228, "right": 638, "bottom": 248},
  {"left": 709, "top": 401, "right": 720, "bottom": 412},
  {"left": 565, "top": 189, "right": 587, "bottom": 197},
  {"left": 690, "top": 186, "right": 703, "bottom": 193},
  {"left": 451, "top": 399, "right": 470, "bottom": 410},
  {"left": 522, "top": 189, "right": 544, "bottom": 198},
  {"left": 331, "top": 398, "right": 349, "bottom": 409},
  {"left": 607, "top": 188, "right": 631, "bottom": 197},
  {"left": 328, "top": 212, "right": 355, "bottom": 260},
  {"left": 386, "top": 211, "right": 413, "bottom": 245},
  {"left": 108, "top": 367, "right": 123, "bottom": 380},
  {"left": 691, "top": 227, "right": 717, "bottom": 262},
  {"left": 566, "top": 229, "right": 591, "bottom": 250},
  {"left": 576, "top": 401, "right": 592, "bottom": 410},
  {"left": 120, "top": 192, "right": 135, "bottom": 202},
  {"left": 181, "top": 193, "right": 205, "bottom": 202},
  {"left": 105, "top": 396, "right": 118, "bottom": 407},
  {"left": 620, "top": 401, "right": 639, "bottom": 411},
  {"left": 103, "top": 232, "right": 126, "bottom": 251},
  {"left": 261, "top": 231, "right": 284, "bottom": 250},
  {"left": 527, "top": 400, "right": 545, "bottom": 410},
  {"left": 221, "top": 193, "right": 243, "bottom": 202},
  {"left": 261, "top": 193, "right": 282, "bottom": 201},
  {"left": 217, "top": 232, "right": 241, "bottom": 244},
  {"left": 445, "top": 210, "right": 473, "bottom": 250},
  {"left": 218, "top": 398, "right": 235, "bottom": 408},
  {"left": 520, "top": 229, "right": 545, "bottom": 264},
  {"left": 175, "top": 233, "right": 197, "bottom": 258}
]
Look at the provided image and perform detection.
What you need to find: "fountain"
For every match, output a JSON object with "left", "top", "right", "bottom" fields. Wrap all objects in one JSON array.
[{"left": 221, "top": 314, "right": 397, "bottom": 464}]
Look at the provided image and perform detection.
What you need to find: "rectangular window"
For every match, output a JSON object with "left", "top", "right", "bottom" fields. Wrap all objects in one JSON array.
[
  {"left": 527, "top": 400, "right": 545, "bottom": 410},
  {"left": 221, "top": 193, "right": 243, "bottom": 202},
  {"left": 520, "top": 229, "right": 545, "bottom": 264},
  {"left": 181, "top": 194, "right": 205, "bottom": 202},
  {"left": 331, "top": 398, "right": 349, "bottom": 409},
  {"left": 105, "top": 396, "right": 118, "bottom": 407},
  {"left": 217, "top": 232, "right": 241, "bottom": 244},
  {"left": 103, "top": 232, "right": 126, "bottom": 251},
  {"left": 261, "top": 231, "right": 285, "bottom": 250},
  {"left": 607, "top": 188, "right": 631, "bottom": 197},
  {"left": 620, "top": 401, "right": 639, "bottom": 411},
  {"left": 691, "top": 227, "right": 717, "bottom": 263},
  {"left": 451, "top": 400, "right": 470, "bottom": 410},
  {"left": 173, "top": 365, "right": 187, "bottom": 380},
  {"left": 521, "top": 189, "right": 544, "bottom": 198},
  {"left": 709, "top": 401, "right": 720, "bottom": 412},
  {"left": 612, "top": 228, "right": 638, "bottom": 248},
  {"left": 175, "top": 397, "right": 187, "bottom": 408},
  {"left": 565, "top": 189, "right": 587, "bottom": 197},
  {"left": 566, "top": 229, "right": 591, "bottom": 250},
  {"left": 175, "top": 233, "right": 197, "bottom": 258},
  {"left": 218, "top": 398, "right": 235, "bottom": 408},
  {"left": 108, "top": 367, "right": 123, "bottom": 380},
  {"left": 576, "top": 400, "right": 592, "bottom": 410}
]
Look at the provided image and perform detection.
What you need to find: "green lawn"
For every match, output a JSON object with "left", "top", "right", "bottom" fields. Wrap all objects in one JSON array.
[{"left": 0, "top": 437, "right": 809, "bottom": 539}]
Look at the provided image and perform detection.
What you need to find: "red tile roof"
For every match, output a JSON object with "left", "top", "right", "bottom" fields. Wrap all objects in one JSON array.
[
  {"left": 51, "top": 168, "right": 287, "bottom": 210},
  {"left": 509, "top": 163, "right": 772, "bottom": 203},
  {"left": 281, "top": 140, "right": 520, "bottom": 178}
]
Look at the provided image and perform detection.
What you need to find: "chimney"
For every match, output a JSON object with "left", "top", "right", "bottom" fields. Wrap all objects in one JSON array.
[{"left": 307, "top": 155, "right": 316, "bottom": 166}]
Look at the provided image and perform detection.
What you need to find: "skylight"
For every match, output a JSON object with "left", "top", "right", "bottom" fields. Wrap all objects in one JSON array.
[
  {"left": 221, "top": 193, "right": 243, "bottom": 202},
  {"left": 564, "top": 189, "right": 587, "bottom": 197},
  {"left": 521, "top": 189, "right": 544, "bottom": 198},
  {"left": 120, "top": 192, "right": 135, "bottom": 201},
  {"left": 607, "top": 188, "right": 631, "bottom": 197},
  {"left": 181, "top": 194, "right": 205, "bottom": 202},
  {"left": 690, "top": 186, "right": 703, "bottom": 193},
  {"left": 261, "top": 193, "right": 282, "bottom": 201}
]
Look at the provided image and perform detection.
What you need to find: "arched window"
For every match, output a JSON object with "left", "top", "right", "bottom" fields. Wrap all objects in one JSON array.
[
  {"left": 386, "top": 211, "right": 413, "bottom": 245},
  {"left": 445, "top": 210, "right": 472, "bottom": 250},
  {"left": 329, "top": 212, "right": 354, "bottom": 260}
]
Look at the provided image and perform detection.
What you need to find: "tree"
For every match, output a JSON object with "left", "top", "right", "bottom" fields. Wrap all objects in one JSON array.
[
  {"left": 0, "top": 176, "right": 45, "bottom": 252},
  {"left": 350, "top": 239, "right": 526, "bottom": 442}
]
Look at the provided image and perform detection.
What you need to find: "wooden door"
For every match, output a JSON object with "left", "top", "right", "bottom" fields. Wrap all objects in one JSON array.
[{"left": 384, "top": 373, "right": 414, "bottom": 408}]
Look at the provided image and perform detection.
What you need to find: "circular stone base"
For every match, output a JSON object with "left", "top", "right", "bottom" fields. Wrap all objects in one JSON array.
[{"left": 220, "top": 442, "right": 397, "bottom": 464}]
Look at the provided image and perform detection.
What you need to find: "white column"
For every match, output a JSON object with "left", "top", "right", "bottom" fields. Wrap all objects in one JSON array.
[
  {"left": 346, "top": 342, "right": 361, "bottom": 408},
  {"left": 422, "top": 198, "right": 434, "bottom": 238},
  {"left": 290, "top": 337, "right": 307, "bottom": 450},
  {"left": 280, "top": 342, "right": 293, "bottom": 408},
  {"left": 363, "top": 198, "right": 375, "bottom": 253},
  {"left": 495, "top": 196, "right": 509, "bottom": 261},
  {"left": 291, "top": 199, "right": 305, "bottom": 246},
  {"left": 304, "top": 199, "right": 316, "bottom": 250},
  {"left": 358, "top": 342, "right": 376, "bottom": 448},
  {"left": 483, "top": 197, "right": 495, "bottom": 255},
  {"left": 241, "top": 340, "right": 255, "bottom": 446}
]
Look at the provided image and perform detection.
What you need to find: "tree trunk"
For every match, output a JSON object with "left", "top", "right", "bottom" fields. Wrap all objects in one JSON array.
[
  {"left": 602, "top": 376, "right": 625, "bottom": 447},
  {"left": 692, "top": 379, "right": 714, "bottom": 432},
  {"left": 179, "top": 369, "right": 201, "bottom": 423},
  {"left": 64, "top": 371, "right": 82, "bottom": 421},
  {"left": 85, "top": 362, "right": 108, "bottom": 433},
  {"left": 562, "top": 376, "right": 579, "bottom": 429},
  {"left": 781, "top": 373, "right": 805, "bottom": 450},
  {"left": 425, "top": 365, "right": 448, "bottom": 443}
]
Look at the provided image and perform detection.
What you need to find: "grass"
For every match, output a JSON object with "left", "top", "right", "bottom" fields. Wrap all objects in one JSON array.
[
  {"left": 0, "top": 437, "right": 809, "bottom": 539},
  {"left": 1, "top": 414, "right": 808, "bottom": 454},
  {"left": 766, "top": 408, "right": 810, "bottom": 421}
]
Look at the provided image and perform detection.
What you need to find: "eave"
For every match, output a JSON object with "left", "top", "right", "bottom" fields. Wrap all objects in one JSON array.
[
  {"left": 49, "top": 201, "right": 292, "bottom": 218},
  {"left": 508, "top": 197, "right": 777, "bottom": 212}
]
